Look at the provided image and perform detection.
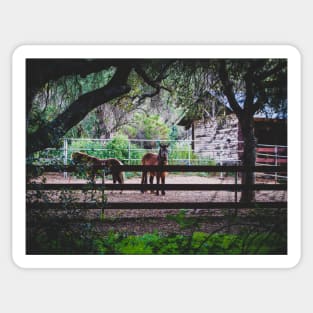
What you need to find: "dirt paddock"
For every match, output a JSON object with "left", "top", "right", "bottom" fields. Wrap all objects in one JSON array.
[
  {"left": 28, "top": 173, "right": 287, "bottom": 235},
  {"left": 30, "top": 173, "right": 287, "bottom": 214}
]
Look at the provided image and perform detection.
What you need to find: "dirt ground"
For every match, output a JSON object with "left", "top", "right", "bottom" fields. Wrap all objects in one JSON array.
[
  {"left": 30, "top": 173, "right": 286, "bottom": 214},
  {"left": 34, "top": 172, "right": 287, "bottom": 201},
  {"left": 28, "top": 173, "right": 287, "bottom": 235}
]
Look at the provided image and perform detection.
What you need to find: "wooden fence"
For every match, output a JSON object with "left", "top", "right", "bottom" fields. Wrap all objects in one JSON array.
[{"left": 26, "top": 165, "right": 287, "bottom": 211}]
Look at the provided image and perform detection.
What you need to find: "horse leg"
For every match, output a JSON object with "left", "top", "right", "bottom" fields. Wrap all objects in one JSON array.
[
  {"left": 90, "top": 172, "right": 95, "bottom": 184},
  {"left": 110, "top": 176, "right": 117, "bottom": 194},
  {"left": 156, "top": 174, "right": 160, "bottom": 196},
  {"left": 161, "top": 175, "right": 166, "bottom": 195},
  {"left": 141, "top": 171, "right": 147, "bottom": 193},
  {"left": 117, "top": 174, "right": 123, "bottom": 194},
  {"left": 140, "top": 172, "right": 143, "bottom": 193},
  {"left": 149, "top": 175, "right": 154, "bottom": 193},
  {"left": 87, "top": 168, "right": 96, "bottom": 184}
]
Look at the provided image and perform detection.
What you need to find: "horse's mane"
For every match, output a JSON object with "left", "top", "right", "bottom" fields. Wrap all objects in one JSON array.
[
  {"left": 72, "top": 151, "right": 103, "bottom": 162},
  {"left": 72, "top": 152, "right": 123, "bottom": 165}
]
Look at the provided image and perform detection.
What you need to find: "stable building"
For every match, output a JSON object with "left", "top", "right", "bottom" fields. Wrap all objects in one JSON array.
[{"left": 178, "top": 112, "right": 287, "bottom": 165}]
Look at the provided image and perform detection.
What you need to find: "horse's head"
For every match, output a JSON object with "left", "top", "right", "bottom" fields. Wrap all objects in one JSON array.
[{"left": 158, "top": 144, "right": 169, "bottom": 164}]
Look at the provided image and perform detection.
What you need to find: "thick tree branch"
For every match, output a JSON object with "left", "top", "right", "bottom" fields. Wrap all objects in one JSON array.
[
  {"left": 251, "top": 81, "right": 268, "bottom": 114},
  {"left": 132, "top": 62, "right": 173, "bottom": 103},
  {"left": 134, "top": 61, "right": 173, "bottom": 87},
  {"left": 134, "top": 66, "right": 159, "bottom": 88},
  {"left": 26, "top": 59, "right": 131, "bottom": 119},
  {"left": 218, "top": 60, "right": 243, "bottom": 116},
  {"left": 244, "top": 67, "right": 255, "bottom": 109},
  {"left": 27, "top": 65, "right": 132, "bottom": 155}
]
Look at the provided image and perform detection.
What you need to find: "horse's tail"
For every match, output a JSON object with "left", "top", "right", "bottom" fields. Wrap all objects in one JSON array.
[{"left": 114, "top": 158, "right": 124, "bottom": 184}]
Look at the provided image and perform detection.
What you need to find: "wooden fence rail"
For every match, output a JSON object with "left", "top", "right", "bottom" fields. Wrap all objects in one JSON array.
[
  {"left": 27, "top": 202, "right": 287, "bottom": 210},
  {"left": 27, "top": 183, "right": 287, "bottom": 191},
  {"left": 27, "top": 165, "right": 287, "bottom": 211},
  {"left": 27, "top": 164, "right": 287, "bottom": 173}
]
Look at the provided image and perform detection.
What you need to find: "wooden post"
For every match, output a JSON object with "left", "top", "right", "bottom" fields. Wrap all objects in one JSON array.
[
  {"left": 63, "top": 138, "right": 68, "bottom": 179},
  {"left": 235, "top": 168, "right": 238, "bottom": 203},
  {"left": 101, "top": 174, "right": 105, "bottom": 220},
  {"left": 188, "top": 141, "right": 191, "bottom": 165},
  {"left": 275, "top": 145, "right": 278, "bottom": 183},
  {"left": 191, "top": 122, "right": 195, "bottom": 151}
]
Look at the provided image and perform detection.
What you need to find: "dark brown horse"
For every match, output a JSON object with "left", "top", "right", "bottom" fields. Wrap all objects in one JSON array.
[
  {"left": 141, "top": 144, "right": 169, "bottom": 195},
  {"left": 71, "top": 152, "right": 124, "bottom": 192}
]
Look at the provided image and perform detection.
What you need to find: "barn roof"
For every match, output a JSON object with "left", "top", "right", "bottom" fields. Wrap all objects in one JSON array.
[
  {"left": 178, "top": 108, "right": 287, "bottom": 130},
  {"left": 177, "top": 107, "right": 232, "bottom": 129}
]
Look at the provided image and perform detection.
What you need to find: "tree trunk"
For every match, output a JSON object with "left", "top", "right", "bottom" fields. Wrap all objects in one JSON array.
[
  {"left": 95, "top": 106, "right": 111, "bottom": 139},
  {"left": 239, "top": 114, "right": 256, "bottom": 202}
]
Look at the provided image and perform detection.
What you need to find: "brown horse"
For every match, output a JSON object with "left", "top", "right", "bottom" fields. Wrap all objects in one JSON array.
[
  {"left": 141, "top": 144, "right": 169, "bottom": 196},
  {"left": 71, "top": 152, "right": 124, "bottom": 192}
]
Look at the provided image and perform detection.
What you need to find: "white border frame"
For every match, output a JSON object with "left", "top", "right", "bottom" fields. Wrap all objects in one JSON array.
[{"left": 12, "top": 45, "right": 301, "bottom": 269}]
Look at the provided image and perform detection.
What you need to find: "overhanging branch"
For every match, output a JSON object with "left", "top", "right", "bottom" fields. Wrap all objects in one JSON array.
[
  {"left": 132, "top": 62, "right": 173, "bottom": 103},
  {"left": 27, "top": 65, "right": 132, "bottom": 155},
  {"left": 218, "top": 60, "right": 243, "bottom": 116}
]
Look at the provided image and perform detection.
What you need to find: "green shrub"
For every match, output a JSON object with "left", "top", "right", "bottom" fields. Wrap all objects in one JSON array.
[
  {"left": 122, "top": 113, "right": 170, "bottom": 144},
  {"left": 28, "top": 148, "right": 64, "bottom": 165},
  {"left": 68, "top": 135, "right": 141, "bottom": 164},
  {"left": 67, "top": 135, "right": 142, "bottom": 179},
  {"left": 28, "top": 228, "right": 287, "bottom": 255}
]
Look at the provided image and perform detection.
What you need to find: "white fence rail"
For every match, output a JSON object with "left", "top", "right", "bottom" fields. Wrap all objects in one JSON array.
[
  {"left": 62, "top": 138, "right": 244, "bottom": 165},
  {"left": 32, "top": 138, "right": 287, "bottom": 182}
]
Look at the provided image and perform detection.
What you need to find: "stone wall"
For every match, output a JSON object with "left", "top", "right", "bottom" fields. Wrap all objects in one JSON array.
[{"left": 193, "top": 114, "right": 240, "bottom": 163}]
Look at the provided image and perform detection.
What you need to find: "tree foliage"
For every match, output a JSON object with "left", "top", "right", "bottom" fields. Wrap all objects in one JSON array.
[
  {"left": 165, "top": 59, "right": 287, "bottom": 201},
  {"left": 122, "top": 113, "right": 170, "bottom": 142},
  {"left": 26, "top": 58, "right": 287, "bottom": 201},
  {"left": 27, "top": 59, "right": 175, "bottom": 154}
]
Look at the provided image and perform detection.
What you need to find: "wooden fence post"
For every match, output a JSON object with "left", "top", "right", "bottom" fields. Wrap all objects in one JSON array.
[
  {"left": 63, "top": 138, "right": 68, "bottom": 179},
  {"left": 128, "top": 140, "right": 131, "bottom": 164},
  {"left": 101, "top": 174, "right": 105, "bottom": 220},
  {"left": 275, "top": 145, "right": 278, "bottom": 183}
]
